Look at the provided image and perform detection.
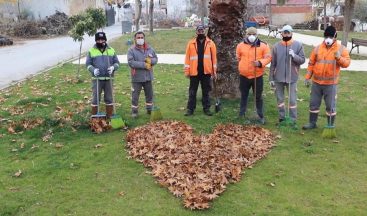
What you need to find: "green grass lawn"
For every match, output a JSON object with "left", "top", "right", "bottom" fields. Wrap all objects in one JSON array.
[{"left": 1, "top": 30, "right": 367, "bottom": 215}]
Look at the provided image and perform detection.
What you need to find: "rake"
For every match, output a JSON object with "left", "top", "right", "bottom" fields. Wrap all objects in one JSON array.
[
  {"left": 90, "top": 78, "right": 106, "bottom": 120},
  {"left": 245, "top": 46, "right": 261, "bottom": 125},
  {"left": 213, "top": 78, "right": 221, "bottom": 113}
]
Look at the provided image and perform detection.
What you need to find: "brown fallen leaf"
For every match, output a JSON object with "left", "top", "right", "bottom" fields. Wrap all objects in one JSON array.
[
  {"left": 118, "top": 191, "right": 125, "bottom": 196},
  {"left": 31, "top": 144, "right": 39, "bottom": 150},
  {"left": 14, "top": 170, "right": 22, "bottom": 177},
  {"left": 95, "top": 144, "right": 103, "bottom": 148},
  {"left": 8, "top": 127, "right": 16, "bottom": 134},
  {"left": 55, "top": 143, "right": 64, "bottom": 149},
  {"left": 20, "top": 143, "right": 25, "bottom": 149}
]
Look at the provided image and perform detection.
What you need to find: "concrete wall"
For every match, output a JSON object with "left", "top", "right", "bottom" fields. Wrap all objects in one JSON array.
[{"left": 0, "top": 0, "right": 105, "bottom": 20}]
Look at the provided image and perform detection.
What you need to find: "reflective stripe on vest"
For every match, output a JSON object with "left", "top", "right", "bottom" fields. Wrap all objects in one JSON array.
[{"left": 190, "top": 56, "right": 198, "bottom": 60}]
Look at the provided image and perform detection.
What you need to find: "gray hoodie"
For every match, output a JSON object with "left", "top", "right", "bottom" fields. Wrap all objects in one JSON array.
[
  {"left": 269, "top": 40, "right": 305, "bottom": 83},
  {"left": 127, "top": 44, "right": 158, "bottom": 82}
]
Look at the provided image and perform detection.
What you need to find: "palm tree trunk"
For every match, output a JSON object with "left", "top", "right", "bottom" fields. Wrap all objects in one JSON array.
[{"left": 208, "top": 0, "right": 246, "bottom": 98}]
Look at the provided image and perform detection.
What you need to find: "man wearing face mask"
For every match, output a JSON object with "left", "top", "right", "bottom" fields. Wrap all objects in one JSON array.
[
  {"left": 86, "top": 32, "right": 120, "bottom": 118},
  {"left": 127, "top": 31, "right": 158, "bottom": 118},
  {"left": 302, "top": 26, "right": 350, "bottom": 130},
  {"left": 269, "top": 25, "right": 305, "bottom": 126},
  {"left": 184, "top": 25, "right": 217, "bottom": 116},
  {"left": 236, "top": 27, "right": 271, "bottom": 124}
]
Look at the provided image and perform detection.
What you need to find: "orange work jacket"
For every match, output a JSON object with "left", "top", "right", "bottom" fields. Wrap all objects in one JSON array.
[
  {"left": 306, "top": 41, "right": 350, "bottom": 85},
  {"left": 184, "top": 37, "right": 217, "bottom": 76},
  {"left": 236, "top": 39, "right": 271, "bottom": 79}
]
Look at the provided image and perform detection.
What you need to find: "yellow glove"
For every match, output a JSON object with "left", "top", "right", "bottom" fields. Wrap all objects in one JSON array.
[
  {"left": 145, "top": 62, "right": 152, "bottom": 70},
  {"left": 145, "top": 57, "right": 151, "bottom": 64}
]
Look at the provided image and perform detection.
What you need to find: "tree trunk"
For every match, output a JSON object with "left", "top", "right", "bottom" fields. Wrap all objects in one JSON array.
[
  {"left": 208, "top": 0, "right": 246, "bottom": 98},
  {"left": 135, "top": 0, "right": 142, "bottom": 31},
  {"left": 342, "top": 0, "right": 355, "bottom": 46},
  {"left": 146, "top": 0, "right": 149, "bottom": 25},
  {"left": 149, "top": 0, "right": 154, "bottom": 33},
  {"left": 268, "top": 0, "right": 272, "bottom": 25},
  {"left": 323, "top": 0, "right": 327, "bottom": 30}
]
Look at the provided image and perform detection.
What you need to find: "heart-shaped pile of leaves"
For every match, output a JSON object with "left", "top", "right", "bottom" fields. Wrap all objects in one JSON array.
[{"left": 126, "top": 121, "right": 275, "bottom": 209}]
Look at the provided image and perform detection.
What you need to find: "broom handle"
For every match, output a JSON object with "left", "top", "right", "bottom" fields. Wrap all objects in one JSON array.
[
  {"left": 330, "top": 58, "right": 336, "bottom": 125},
  {"left": 107, "top": 49, "right": 116, "bottom": 115},
  {"left": 96, "top": 77, "right": 100, "bottom": 113},
  {"left": 288, "top": 51, "right": 291, "bottom": 118},
  {"left": 254, "top": 46, "right": 257, "bottom": 114}
]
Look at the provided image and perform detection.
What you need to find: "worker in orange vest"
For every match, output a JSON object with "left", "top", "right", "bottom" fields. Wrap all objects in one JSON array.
[
  {"left": 302, "top": 26, "right": 351, "bottom": 130},
  {"left": 184, "top": 25, "right": 217, "bottom": 116},
  {"left": 236, "top": 27, "right": 272, "bottom": 124}
]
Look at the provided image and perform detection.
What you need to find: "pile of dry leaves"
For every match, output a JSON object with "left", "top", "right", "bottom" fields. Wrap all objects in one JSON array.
[
  {"left": 90, "top": 118, "right": 111, "bottom": 134},
  {"left": 126, "top": 121, "right": 275, "bottom": 209}
]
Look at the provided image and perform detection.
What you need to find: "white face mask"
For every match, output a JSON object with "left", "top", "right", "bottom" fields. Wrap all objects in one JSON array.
[
  {"left": 136, "top": 38, "right": 144, "bottom": 45},
  {"left": 248, "top": 35, "right": 257, "bottom": 43},
  {"left": 324, "top": 38, "right": 334, "bottom": 46}
]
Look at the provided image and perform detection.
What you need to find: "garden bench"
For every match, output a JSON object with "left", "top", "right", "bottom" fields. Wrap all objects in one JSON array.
[
  {"left": 267, "top": 25, "right": 279, "bottom": 37},
  {"left": 350, "top": 38, "right": 367, "bottom": 54}
]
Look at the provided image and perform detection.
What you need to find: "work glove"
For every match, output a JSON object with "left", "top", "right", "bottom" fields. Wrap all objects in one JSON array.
[
  {"left": 93, "top": 68, "right": 100, "bottom": 76},
  {"left": 145, "top": 57, "right": 151, "bottom": 64},
  {"left": 269, "top": 81, "right": 275, "bottom": 88},
  {"left": 334, "top": 51, "right": 341, "bottom": 59},
  {"left": 253, "top": 61, "right": 261, "bottom": 67},
  {"left": 107, "top": 66, "right": 114, "bottom": 75},
  {"left": 289, "top": 49, "right": 295, "bottom": 58},
  {"left": 304, "top": 78, "right": 311, "bottom": 88},
  {"left": 145, "top": 62, "right": 152, "bottom": 70}
]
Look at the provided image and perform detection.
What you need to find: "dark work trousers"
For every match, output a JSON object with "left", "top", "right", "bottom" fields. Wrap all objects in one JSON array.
[
  {"left": 239, "top": 75, "right": 264, "bottom": 118},
  {"left": 309, "top": 82, "right": 337, "bottom": 115},
  {"left": 92, "top": 79, "right": 113, "bottom": 106},
  {"left": 131, "top": 81, "right": 153, "bottom": 114},
  {"left": 187, "top": 74, "right": 212, "bottom": 112}
]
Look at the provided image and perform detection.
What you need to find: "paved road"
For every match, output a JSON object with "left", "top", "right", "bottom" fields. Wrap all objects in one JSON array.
[{"left": 0, "top": 24, "right": 123, "bottom": 90}]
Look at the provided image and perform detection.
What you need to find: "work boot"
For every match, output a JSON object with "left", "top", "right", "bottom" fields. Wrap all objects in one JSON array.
[
  {"left": 275, "top": 118, "right": 284, "bottom": 126},
  {"left": 147, "top": 110, "right": 152, "bottom": 115},
  {"left": 257, "top": 117, "right": 266, "bottom": 125},
  {"left": 184, "top": 109, "right": 194, "bottom": 116},
  {"left": 131, "top": 110, "right": 138, "bottom": 118},
  {"left": 91, "top": 106, "right": 98, "bottom": 115},
  {"left": 204, "top": 109, "right": 213, "bottom": 116},
  {"left": 302, "top": 113, "right": 318, "bottom": 130},
  {"left": 106, "top": 105, "right": 114, "bottom": 118},
  {"left": 327, "top": 115, "right": 336, "bottom": 126}
]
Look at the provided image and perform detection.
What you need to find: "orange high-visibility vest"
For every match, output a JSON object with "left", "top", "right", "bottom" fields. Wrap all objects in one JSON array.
[
  {"left": 184, "top": 37, "right": 217, "bottom": 76},
  {"left": 236, "top": 40, "right": 271, "bottom": 78},
  {"left": 306, "top": 42, "right": 350, "bottom": 85}
]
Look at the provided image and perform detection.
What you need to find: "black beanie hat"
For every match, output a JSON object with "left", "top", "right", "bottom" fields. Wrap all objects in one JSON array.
[
  {"left": 95, "top": 32, "right": 107, "bottom": 41},
  {"left": 324, "top": 26, "right": 337, "bottom": 38}
]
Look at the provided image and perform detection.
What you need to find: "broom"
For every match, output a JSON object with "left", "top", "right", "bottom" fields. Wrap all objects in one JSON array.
[
  {"left": 322, "top": 60, "right": 337, "bottom": 138},
  {"left": 278, "top": 52, "right": 298, "bottom": 131},
  {"left": 109, "top": 75, "right": 127, "bottom": 129},
  {"left": 150, "top": 99, "right": 163, "bottom": 121},
  {"left": 106, "top": 51, "right": 126, "bottom": 129}
]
